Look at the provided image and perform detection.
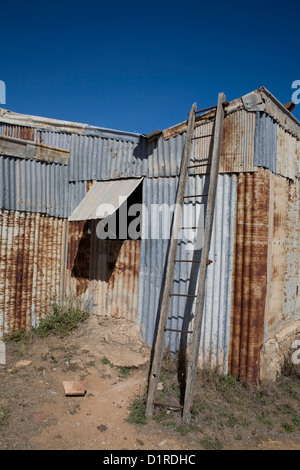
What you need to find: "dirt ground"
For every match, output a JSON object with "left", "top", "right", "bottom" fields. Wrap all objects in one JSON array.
[{"left": 0, "top": 314, "right": 299, "bottom": 451}]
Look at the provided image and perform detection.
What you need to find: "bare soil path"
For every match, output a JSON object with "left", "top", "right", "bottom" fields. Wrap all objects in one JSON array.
[{"left": 0, "top": 314, "right": 299, "bottom": 451}]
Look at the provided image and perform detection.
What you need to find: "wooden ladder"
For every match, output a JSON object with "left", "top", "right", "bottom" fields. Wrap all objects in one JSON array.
[{"left": 146, "top": 92, "right": 226, "bottom": 424}]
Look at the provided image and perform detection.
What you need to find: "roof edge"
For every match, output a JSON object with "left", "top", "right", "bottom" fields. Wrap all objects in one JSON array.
[
  {"left": 0, "top": 108, "right": 142, "bottom": 142},
  {"left": 162, "top": 88, "right": 300, "bottom": 140}
]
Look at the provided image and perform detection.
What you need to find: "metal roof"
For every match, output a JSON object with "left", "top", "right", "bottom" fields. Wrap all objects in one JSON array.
[
  {"left": 0, "top": 107, "right": 142, "bottom": 141},
  {"left": 0, "top": 86, "right": 299, "bottom": 221}
]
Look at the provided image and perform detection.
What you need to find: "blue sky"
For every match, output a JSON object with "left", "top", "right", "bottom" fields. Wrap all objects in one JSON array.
[{"left": 1, "top": 0, "right": 300, "bottom": 133}]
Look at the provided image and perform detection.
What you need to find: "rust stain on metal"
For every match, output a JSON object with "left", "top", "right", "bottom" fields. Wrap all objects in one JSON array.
[
  {"left": 106, "top": 240, "right": 140, "bottom": 320},
  {"left": 265, "top": 173, "right": 300, "bottom": 340},
  {"left": 66, "top": 181, "right": 96, "bottom": 296},
  {"left": 67, "top": 213, "right": 141, "bottom": 321},
  {"left": 0, "top": 210, "right": 65, "bottom": 336},
  {"left": 86, "top": 180, "right": 96, "bottom": 192},
  {"left": 192, "top": 109, "right": 256, "bottom": 175},
  {"left": 229, "top": 168, "right": 270, "bottom": 384},
  {"left": 1, "top": 124, "right": 35, "bottom": 141},
  {"left": 67, "top": 220, "right": 90, "bottom": 296},
  {"left": 277, "top": 126, "right": 298, "bottom": 180},
  {"left": 220, "top": 110, "right": 255, "bottom": 173}
]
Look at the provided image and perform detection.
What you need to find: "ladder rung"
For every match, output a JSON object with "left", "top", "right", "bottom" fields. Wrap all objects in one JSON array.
[
  {"left": 196, "top": 115, "right": 216, "bottom": 121},
  {"left": 153, "top": 401, "right": 183, "bottom": 410},
  {"left": 170, "top": 293, "right": 197, "bottom": 297},
  {"left": 192, "top": 134, "right": 213, "bottom": 140},
  {"left": 183, "top": 194, "right": 208, "bottom": 199},
  {"left": 164, "top": 328, "right": 193, "bottom": 333},
  {"left": 174, "top": 259, "right": 213, "bottom": 265},
  {"left": 175, "top": 259, "right": 199, "bottom": 262},
  {"left": 180, "top": 226, "right": 205, "bottom": 229},
  {"left": 188, "top": 163, "right": 211, "bottom": 169},
  {"left": 188, "top": 105, "right": 217, "bottom": 115}
]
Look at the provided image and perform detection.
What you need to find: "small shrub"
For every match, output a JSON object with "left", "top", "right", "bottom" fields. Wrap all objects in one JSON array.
[
  {"left": 35, "top": 296, "right": 89, "bottom": 337},
  {"left": 101, "top": 357, "right": 113, "bottom": 367},
  {"left": 281, "top": 422, "right": 294, "bottom": 433},
  {"left": 3, "top": 296, "right": 89, "bottom": 344},
  {"left": 118, "top": 366, "right": 133, "bottom": 377}
]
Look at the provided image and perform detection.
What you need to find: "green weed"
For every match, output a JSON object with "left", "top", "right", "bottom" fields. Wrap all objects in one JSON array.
[
  {"left": 199, "top": 435, "right": 223, "bottom": 450},
  {"left": 0, "top": 406, "right": 10, "bottom": 428},
  {"left": 126, "top": 396, "right": 147, "bottom": 425}
]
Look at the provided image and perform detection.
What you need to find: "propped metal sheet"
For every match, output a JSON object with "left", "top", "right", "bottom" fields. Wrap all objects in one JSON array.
[
  {"left": 68, "top": 178, "right": 143, "bottom": 221},
  {"left": 136, "top": 174, "right": 237, "bottom": 373}
]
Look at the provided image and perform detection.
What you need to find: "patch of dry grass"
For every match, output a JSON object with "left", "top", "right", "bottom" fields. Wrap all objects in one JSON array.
[{"left": 128, "top": 352, "right": 300, "bottom": 450}]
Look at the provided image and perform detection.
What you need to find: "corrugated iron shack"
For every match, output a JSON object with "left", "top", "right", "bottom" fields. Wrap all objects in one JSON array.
[{"left": 0, "top": 86, "right": 299, "bottom": 384}]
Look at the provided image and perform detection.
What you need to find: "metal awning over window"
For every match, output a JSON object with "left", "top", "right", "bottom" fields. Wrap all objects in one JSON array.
[{"left": 68, "top": 178, "right": 143, "bottom": 221}]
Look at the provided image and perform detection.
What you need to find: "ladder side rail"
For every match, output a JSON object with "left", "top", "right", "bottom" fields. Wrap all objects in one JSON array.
[
  {"left": 182, "top": 92, "right": 226, "bottom": 424},
  {"left": 146, "top": 102, "right": 197, "bottom": 417}
]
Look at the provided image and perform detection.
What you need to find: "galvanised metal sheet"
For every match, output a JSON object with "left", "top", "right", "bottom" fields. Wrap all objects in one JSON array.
[
  {"left": 0, "top": 155, "right": 69, "bottom": 218},
  {"left": 0, "top": 210, "right": 67, "bottom": 336},
  {"left": 68, "top": 132, "right": 186, "bottom": 181},
  {"left": 68, "top": 133, "right": 145, "bottom": 181},
  {"left": 37, "top": 129, "right": 72, "bottom": 150},
  {"left": 136, "top": 173, "right": 237, "bottom": 373},
  {"left": 254, "top": 112, "right": 277, "bottom": 174},
  {"left": 67, "top": 180, "right": 87, "bottom": 216}
]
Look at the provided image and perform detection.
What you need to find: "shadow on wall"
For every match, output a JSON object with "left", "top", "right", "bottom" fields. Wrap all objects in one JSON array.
[
  {"left": 148, "top": 123, "right": 214, "bottom": 404},
  {"left": 69, "top": 182, "right": 143, "bottom": 309}
]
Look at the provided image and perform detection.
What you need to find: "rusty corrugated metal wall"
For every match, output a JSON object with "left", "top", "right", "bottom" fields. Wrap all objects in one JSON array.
[
  {"left": 229, "top": 168, "right": 270, "bottom": 384},
  {"left": 0, "top": 210, "right": 67, "bottom": 335},
  {"left": 66, "top": 220, "right": 90, "bottom": 298},
  {"left": 0, "top": 90, "right": 299, "bottom": 385},
  {"left": 89, "top": 235, "right": 140, "bottom": 320},
  {"left": 0, "top": 121, "right": 70, "bottom": 336},
  {"left": 264, "top": 173, "right": 300, "bottom": 340},
  {"left": 66, "top": 181, "right": 141, "bottom": 321},
  {"left": 66, "top": 222, "right": 141, "bottom": 321}
]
